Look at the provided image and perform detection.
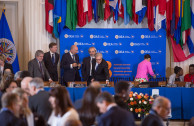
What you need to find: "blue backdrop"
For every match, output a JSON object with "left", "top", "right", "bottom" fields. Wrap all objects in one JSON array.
[{"left": 60, "top": 28, "right": 166, "bottom": 78}]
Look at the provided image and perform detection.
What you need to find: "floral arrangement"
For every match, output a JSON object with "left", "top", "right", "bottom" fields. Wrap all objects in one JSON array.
[
  {"left": 134, "top": 78, "right": 147, "bottom": 83},
  {"left": 126, "top": 91, "right": 154, "bottom": 118}
]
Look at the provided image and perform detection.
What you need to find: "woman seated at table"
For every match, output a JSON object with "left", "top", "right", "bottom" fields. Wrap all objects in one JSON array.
[
  {"left": 48, "top": 87, "right": 79, "bottom": 126},
  {"left": 168, "top": 66, "right": 184, "bottom": 84}
]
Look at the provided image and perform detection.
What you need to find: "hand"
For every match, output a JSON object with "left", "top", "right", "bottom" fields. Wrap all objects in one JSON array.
[
  {"left": 49, "top": 79, "right": 53, "bottom": 83},
  {"left": 72, "top": 63, "right": 78, "bottom": 67},
  {"left": 78, "top": 63, "right": 81, "bottom": 68},
  {"left": 106, "top": 80, "right": 109, "bottom": 85},
  {"left": 153, "top": 75, "right": 156, "bottom": 79},
  {"left": 91, "top": 78, "right": 94, "bottom": 82}
]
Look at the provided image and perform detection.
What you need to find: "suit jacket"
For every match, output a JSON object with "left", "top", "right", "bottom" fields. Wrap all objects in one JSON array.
[
  {"left": 0, "top": 109, "right": 26, "bottom": 126},
  {"left": 28, "top": 58, "right": 51, "bottom": 81},
  {"left": 60, "top": 52, "right": 81, "bottom": 82},
  {"left": 92, "top": 59, "right": 109, "bottom": 81},
  {"left": 29, "top": 90, "right": 52, "bottom": 122},
  {"left": 3, "top": 62, "right": 13, "bottom": 74},
  {"left": 81, "top": 56, "right": 95, "bottom": 81},
  {"left": 141, "top": 109, "right": 164, "bottom": 126},
  {"left": 43, "top": 52, "right": 59, "bottom": 81},
  {"left": 98, "top": 106, "right": 135, "bottom": 126}
]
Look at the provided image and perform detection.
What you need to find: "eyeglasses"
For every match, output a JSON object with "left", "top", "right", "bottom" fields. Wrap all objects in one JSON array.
[{"left": 96, "top": 59, "right": 102, "bottom": 61}]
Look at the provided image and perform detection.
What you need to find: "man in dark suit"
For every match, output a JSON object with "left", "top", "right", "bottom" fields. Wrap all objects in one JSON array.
[
  {"left": 92, "top": 53, "right": 109, "bottom": 84},
  {"left": 141, "top": 96, "right": 171, "bottom": 126},
  {"left": 60, "top": 45, "right": 81, "bottom": 85},
  {"left": 0, "top": 92, "right": 26, "bottom": 126},
  {"left": 81, "top": 47, "right": 96, "bottom": 86},
  {"left": 43, "top": 42, "right": 59, "bottom": 81},
  {"left": 28, "top": 50, "right": 52, "bottom": 82},
  {"left": 29, "top": 77, "right": 52, "bottom": 121},
  {"left": 96, "top": 92, "right": 135, "bottom": 126},
  {"left": 0, "top": 55, "right": 13, "bottom": 74}
]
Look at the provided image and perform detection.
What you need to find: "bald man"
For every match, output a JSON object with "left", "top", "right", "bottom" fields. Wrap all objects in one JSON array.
[
  {"left": 21, "top": 77, "right": 33, "bottom": 95},
  {"left": 60, "top": 45, "right": 81, "bottom": 86},
  {"left": 141, "top": 96, "right": 171, "bottom": 126}
]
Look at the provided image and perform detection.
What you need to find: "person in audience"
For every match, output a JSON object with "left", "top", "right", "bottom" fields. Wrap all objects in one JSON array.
[
  {"left": 189, "top": 117, "right": 194, "bottom": 126},
  {"left": 2, "top": 79, "right": 18, "bottom": 93},
  {"left": 12, "top": 88, "right": 46, "bottom": 126},
  {"left": 0, "top": 72, "right": 14, "bottom": 90},
  {"left": 48, "top": 87, "right": 79, "bottom": 126},
  {"left": 114, "top": 81, "right": 130, "bottom": 110},
  {"left": 28, "top": 50, "right": 52, "bottom": 82},
  {"left": 28, "top": 77, "right": 52, "bottom": 121},
  {"left": 0, "top": 92, "right": 26, "bottom": 126},
  {"left": 135, "top": 54, "right": 156, "bottom": 81},
  {"left": 43, "top": 42, "right": 59, "bottom": 81},
  {"left": 0, "top": 55, "right": 13, "bottom": 74},
  {"left": 60, "top": 45, "right": 81, "bottom": 86},
  {"left": 95, "top": 92, "right": 135, "bottom": 126},
  {"left": 14, "top": 71, "right": 22, "bottom": 81},
  {"left": 82, "top": 47, "right": 97, "bottom": 86},
  {"left": 184, "top": 64, "right": 194, "bottom": 83},
  {"left": 78, "top": 87, "right": 100, "bottom": 126},
  {"left": 141, "top": 96, "right": 171, "bottom": 126},
  {"left": 65, "top": 120, "right": 82, "bottom": 126},
  {"left": 74, "top": 81, "right": 101, "bottom": 110},
  {"left": 168, "top": 66, "right": 184, "bottom": 84},
  {"left": 20, "top": 71, "right": 31, "bottom": 79},
  {"left": 91, "top": 53, "right": 109, "bottom": 84},
  {"left": 21, "top": 77, "right": 33, "bottom": 95}
]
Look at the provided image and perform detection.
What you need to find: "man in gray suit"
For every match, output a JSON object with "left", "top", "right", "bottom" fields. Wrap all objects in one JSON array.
[{"left": 28, "top": 50, "right": 52, "bottom": 82}]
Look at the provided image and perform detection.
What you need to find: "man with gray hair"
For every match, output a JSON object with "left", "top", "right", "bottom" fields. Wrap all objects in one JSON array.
[
  {"left": 91, "top": 53, "right": 109, "bottom": 84},
  {"left": 28, "top": 77, "right": 52, "bottom": 121},
  {"left": 141, "top": 96, "right": 171, "bottom": 126},
  {"left": 21, "top": 77, "right": 33, "bottom": 95},
  {"left": 28, "top": 50, "right": 52, "bottom": 82}
]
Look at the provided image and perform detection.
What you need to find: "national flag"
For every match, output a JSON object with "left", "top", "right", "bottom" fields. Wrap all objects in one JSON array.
[
  {"left": 87, "top": 0, "right": 93, "bottom": 22},
  {"left": 104, "top": 0, "right": 111, "bottom": 21},
  {"left": 118, "top": 0, "right": 124, "bottom": 19},
  {"left": 166, "top": 0, "right": 173, "bottom": 36},
  {"left": 92, "top": 0, "right": 99, "bottom": 23},
  {"left": 98, "top": 0, "right": 104, "bottom": 20},
  {"left": 132, "top": 0, "right": 138, "bottom": 24},
  {"left": 170, "top": 0, "right": 175, "bottom": 35},
  {"left": 0, "top": 9, "right": 20, "bottom": 73},
  {"left": 126, "top": 0, "right": 133, "bottom": 19},
  {"left": 135, "top": 0, "right": 147, "bottom": 23},
  {"left": 66, "top": 0, "right": 77, "bottom": 30},
  {"left": 45, "top": 0, "right": 54, "bottom": 33},
  {"left": 122, "top": 0, "right": 130, "bottom": 25},
  {"left": 77, "top": 0, "right": 87, "bottom": 27},
  {"left": 147, "top": 0, "right": 155, "bottom": 31},
  {"left": 110, "top": 0, "right": 119, "bottom": 23}
]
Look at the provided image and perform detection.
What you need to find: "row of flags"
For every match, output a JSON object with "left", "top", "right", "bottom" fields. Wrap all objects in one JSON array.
[
  {"left": 0, "top": 9, "right": 20, "bottom": 73},
  {"left": 45, "top": 0, "right": 194, "bottom": 62}
]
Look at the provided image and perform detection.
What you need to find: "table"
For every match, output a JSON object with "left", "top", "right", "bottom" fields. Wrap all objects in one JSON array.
[{"left": 44, "top": 87, "right": 194, "bottom": 120}]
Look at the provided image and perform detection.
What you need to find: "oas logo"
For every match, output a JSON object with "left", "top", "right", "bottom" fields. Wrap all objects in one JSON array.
[
  {"left": 146, "top": 43, "right": 149, "bottom": 45},
  {"left": 80, "top": 50, "right": 84, "bottom": 53},
  {"left": 130, "top": 42, "right": 134, "bottom": 46},
  {"left": 115, "top": 50, "right": 119, "bottom": 54},
  {"left": 119, "top": 43, "right": 122, "bottom": 46},
  {"left": 140, "top": 50, "right": 145, "bottom": 54},
  {"left": 156, "top": 62, "right": 159, "bottom": 65},
  {"left": 159, "top": 35, "right": 162, "bottom": 38},
  {"left": 158, "top": 50, "right": 162, "bottom": 53},
  {"left": 106, "top": 51, "right": 108, "bottom": 53},
  {"left": 115, "top": 35, "right": 118, "bottom": 39},
  {"left": 103, "top": 42, "right": 107, "bottom": 46},
  {"left": 80, "top": 35, "right": 84, "bottom": 38},
  {"left": 74, "top": 42, "right": 78, "bottom": 46},
  {"left": 106, "top": 35, "right": 109, "bottom": 38},
  {"left": 64, "top": 34, "right": 68, "bottom": 38},
  {"left": 0, "top": 38, "right": 16, "bottom": 64},
  {"left": 131, "top": 51, "right": 134, "bottom": 53},
  {"left": 90, "top": 35, "right": 94, "bottom": 39},
  {"left": 92, "top": 43, "right": 95, "bottom": 45},
  {"left": 131, "top": 35, "right": 135, "bottom": 38},
  {"left": 64, "top": 49, "right": 69, "bottom": 53},
  {"left": 141, "top": 35, "right": 145, "bottom": 39}
]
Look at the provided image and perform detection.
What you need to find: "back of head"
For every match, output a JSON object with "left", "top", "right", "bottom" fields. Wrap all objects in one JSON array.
[
  {"left": 1, "top": 92, "right": 19, "bottom": 108},
  {"left": 65, "top": 120, "right": 82, "bottom": 126},
  {"left": 49, "top": 42, "right": 57, "bottom": 49},
  {"left": 4, "top": 69, "right": 12, "bottom": 75},
  {"left": 20, "top": 71, "right": 31, "bottom": 79},
  {"left": 189, "top": 64, "right": 194, "bottom": 68},
  {"left": 95, "top": 92, "right": 114, "bottom": 104},
  {"left": 29, "top": 77, "right": 44, "bottom": 89},
  {"left": 90, "top": 81, "right": 101, "bottom": 89},
  {"left": 14, "top": 71, "right": 22, "bottom": 80},
  {"left": 174, "top": 66, "right": 182, "bottom": 74},
  {"left": 152, "top": 96, "right": 170, "bottom": 109},
  {"left": 144, "top": 54, "right": 151, "bottom": 59},
  {"left": 95, "top": 53, "right": 103, "bottom": 58},
  {"left": 49, "top": 87, "right": 73, "bottom": 116},
  {"left": 115, "top": 81, "right": 129, "bottom": 94}
]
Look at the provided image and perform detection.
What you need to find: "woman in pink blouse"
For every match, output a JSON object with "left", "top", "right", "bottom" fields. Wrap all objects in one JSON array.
[{"left": 135, "top": 54, "right": 156, "bottom": 81}]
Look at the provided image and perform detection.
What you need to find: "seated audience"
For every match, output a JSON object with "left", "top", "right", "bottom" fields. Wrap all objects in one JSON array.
[
  {"left": 184, "top": 64, "right": 194, "bottom": 83},
  {"left": 141, "top": 96, "right": 171, "bottom": 126},
  {"left": 12, "top": 88, "right": 46, "bottom": 126},
  {"left": 0, "top": 72, "right": 14, "bottom": 90},
  {"left": 168, "top": 66, "right": 184, "bottom": 84},
  {"left": 14, "top": 71, "right": 22, "bottom": 81},
  {"left": 48, "top": 87, "right": 79, "bottom": 126},
  {"left": 114, "top": 81, "right": 130, "bottom": 110},
  {"left": 78, "top": 87, "right": 100, "bottom": 126},
  {"left": 28, "top": 77, "right": 52, "bottom": 121},
  {"left": 0, "top": 55, "right": 13, "bottom": 74},
  {"left": 65, "top": 120, "right": 82, "bottom": 126},
  {"left": 20, "top": 71, "right": 31, "bottom": 79},
  {"left": 95, "top": 92, "right": 135, "bottom": 126},
  {"left": 21, "top": 77, "right": 33, "bottom": 95},
  {"left": 0, "top": 92, "right": 26, "bottom": 126},
  {"left": 2, "top": 79, "right": 18, "bottom": 93}
]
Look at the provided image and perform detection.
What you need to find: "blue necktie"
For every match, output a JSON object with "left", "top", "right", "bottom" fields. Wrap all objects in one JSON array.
[
  {"left": 51, "top": 54, "right": 55, "bottom": 64},
  {"left": 72, "top": 55, "right": 75, "bottom": 61},
  {"left": 95, "top": 63, "right": 98, "bottom": 71}
]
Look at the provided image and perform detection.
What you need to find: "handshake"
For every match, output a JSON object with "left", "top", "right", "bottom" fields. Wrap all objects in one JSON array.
[{"left": 72, "top": 63, "right": 81, "bottom": 68}]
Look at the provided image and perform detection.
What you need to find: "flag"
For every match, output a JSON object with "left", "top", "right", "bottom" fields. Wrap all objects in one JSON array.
[
  {"left": 98, "top": 0, "right": 104, "bottom": 20},
  {"left": 0, "top": 9, "right": 19, "bottom": 73},
  {"left": 166, "top": 0, "right": 173, "bottom": 36},
  {"left": 110, "top": 0, "right": 119, "bottom": 23},
  {"left": 126, "top": 0, "right": 133, "bottom": 19},
  {"left": 147, "top": 0, "right": 155, "bottom": 31},
  {"left": 118, "top": 0, "right": 124, "bottom": 19},
  {"left": 66, "top": 0, "right": 77, "bottom": 30},
  {"left": 135, "top": 0, "right": 147, "bottom": 23},
  {"left": 87, "top": 0, "right": 93, "bottom": 22},
  {"left": 77, "top": 0, "right": 87, "bottom": 27},
  {"left": 170, "top": 0, "right": 175, "bottom": 35},
  {"left": 104, "top": 0, "right": 111, "bottom": 21},
  {"left": 45, "top": 0, "right": 54, "bottom": 33},
  {"left": 122, "top": 0, "right": 130, "bottom": 24},
  {"left": 92, "top": 0, "right": 99, "bottom": 23},
  {"left": 132, "top": 0, "right": 138, "bottom": 24}
]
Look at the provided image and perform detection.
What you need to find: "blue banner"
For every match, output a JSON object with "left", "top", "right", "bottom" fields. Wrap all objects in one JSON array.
[
  {"left": 60, "top": 28, "right": 166, "bottom": 79},
  {"left": 0, "top": 10, "right": 20, "bottom": 73}
]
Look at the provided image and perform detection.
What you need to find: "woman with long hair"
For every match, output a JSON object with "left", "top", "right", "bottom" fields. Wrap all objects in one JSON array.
[{"left": 48, "top": 87, "right": 79, "bottom": 126}]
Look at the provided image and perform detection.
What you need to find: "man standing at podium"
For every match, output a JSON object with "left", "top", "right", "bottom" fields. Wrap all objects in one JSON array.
[
  {"left": 81, "top": 47, "right": 96, "bottom": 86},
  {"left": 60, "top": 45, "right": 81, "bottom": 85},
  {"left": 135, "top": 54, "right": 156, "bottom": 81}
]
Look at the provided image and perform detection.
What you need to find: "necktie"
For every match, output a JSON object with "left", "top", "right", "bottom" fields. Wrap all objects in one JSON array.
[
  {"left": 51, "top": 54, "right": 55, "bottom": 64},
  {"left": 39, "top": 62, "right": 43, "bottom": 74},
  {"left": 95, "top": 63, "right": 98, "bottom": 71},
  {"left": 72, "top": 55, "right": 75, "bottom": 61}
]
